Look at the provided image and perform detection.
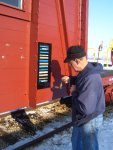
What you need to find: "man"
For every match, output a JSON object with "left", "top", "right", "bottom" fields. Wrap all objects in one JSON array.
[{"left": 62, "top": 45, "right": 105, "bottom": 150}]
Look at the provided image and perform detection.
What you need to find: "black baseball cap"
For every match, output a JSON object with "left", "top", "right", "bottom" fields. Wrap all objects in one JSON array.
[{"left": 64, "top": 45, "right": 86, "bottom": 63}]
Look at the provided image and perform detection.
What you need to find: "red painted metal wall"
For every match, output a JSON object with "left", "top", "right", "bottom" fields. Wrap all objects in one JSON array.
[
  {"left": 0, "top": 1, "right": 31, "bottom": 112},
  {"left": 0, "top": 0, "right": 88, "bottom": 113},
  {"left": 35, "top": 0, "right": 89, "bottom": 105}
]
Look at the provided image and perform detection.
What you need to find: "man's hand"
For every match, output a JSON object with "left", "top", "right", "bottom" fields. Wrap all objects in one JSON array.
[{"left": 61, "top": 76, "right": 70, "bottom": 84}]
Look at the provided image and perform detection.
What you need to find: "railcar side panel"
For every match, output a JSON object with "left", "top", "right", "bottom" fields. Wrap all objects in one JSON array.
[
  {"left": 0, "top": 0, "right": 88, "bottom": 112},
  {"left": 0, "top": 1, "right": 31, "bottom": 112}
]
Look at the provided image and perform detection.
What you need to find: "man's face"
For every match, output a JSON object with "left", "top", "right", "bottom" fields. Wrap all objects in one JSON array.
[{"left": 69, "top": 59, "right": 81, "bottom": 72}]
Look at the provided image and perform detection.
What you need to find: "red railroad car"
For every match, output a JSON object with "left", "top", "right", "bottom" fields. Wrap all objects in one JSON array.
[{"left": 0, "top": 0, "right": 113, "bottom": 113}]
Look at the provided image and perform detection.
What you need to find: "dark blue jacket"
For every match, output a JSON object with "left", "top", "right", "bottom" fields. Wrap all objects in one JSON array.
[{"left": 71, "top": 62, "right": 105, "bottom": 126}]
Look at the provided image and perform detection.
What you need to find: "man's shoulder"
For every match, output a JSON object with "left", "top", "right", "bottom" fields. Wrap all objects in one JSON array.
[{"left": 85, "top": 73, "right": 102, "bottom": 83}]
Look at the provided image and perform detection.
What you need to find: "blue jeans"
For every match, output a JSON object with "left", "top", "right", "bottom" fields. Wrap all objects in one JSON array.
[{"left": 71, "top": 114, "right": 103, "bottom": 150}]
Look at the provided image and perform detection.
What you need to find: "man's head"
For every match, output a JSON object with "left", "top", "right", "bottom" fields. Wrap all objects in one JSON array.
[{"left": 64, "top": 45, "right": 88, "bottom": 72}]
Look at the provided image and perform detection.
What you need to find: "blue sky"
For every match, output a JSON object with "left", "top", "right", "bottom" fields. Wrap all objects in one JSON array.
[{"left": 88, "top": 0, "right": 113, "bottom": 49}]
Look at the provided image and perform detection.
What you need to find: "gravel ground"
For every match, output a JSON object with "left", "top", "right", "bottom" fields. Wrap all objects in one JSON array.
[
  {"left": 25, "top": 105, "right": 113, "bottom": 150},
  {"left": 0, "top": 101, "right": 71, "bottom": 150},
  {"left": 0, "top": 104, "right": 113, "bottom": 150}
]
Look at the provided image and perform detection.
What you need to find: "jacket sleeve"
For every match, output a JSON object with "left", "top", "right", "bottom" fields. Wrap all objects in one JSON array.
[{"left": 75, "top": 74, "right": 102, "bottom": 116}]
